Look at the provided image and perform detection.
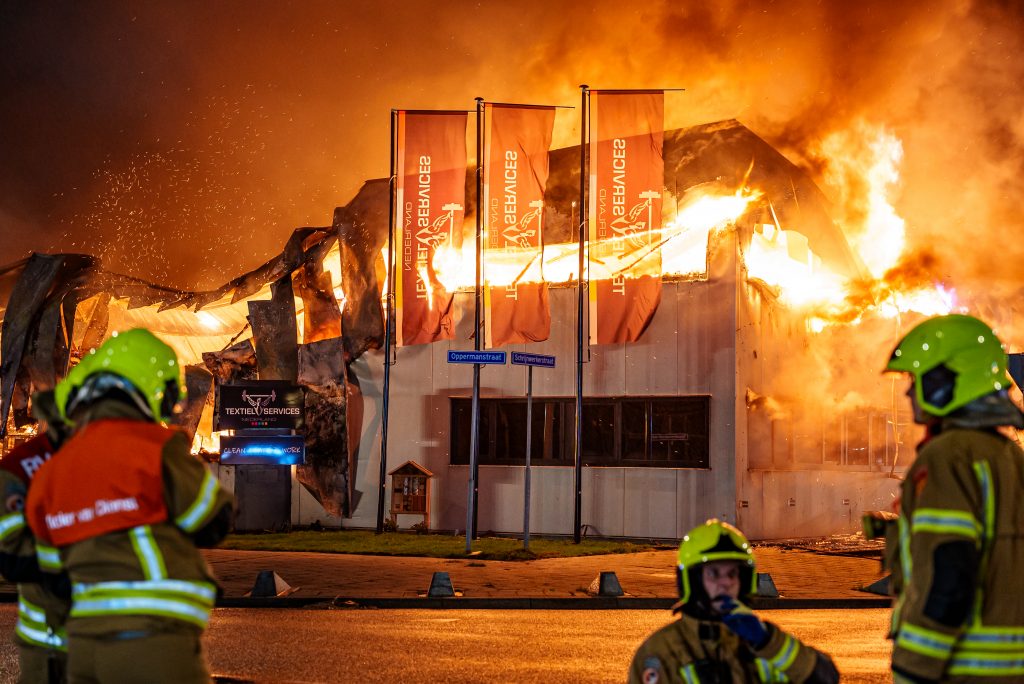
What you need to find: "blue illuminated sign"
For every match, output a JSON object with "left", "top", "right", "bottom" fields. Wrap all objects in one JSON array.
[{"left": 219, "top": 435, "right": 305, "bottom": 466}]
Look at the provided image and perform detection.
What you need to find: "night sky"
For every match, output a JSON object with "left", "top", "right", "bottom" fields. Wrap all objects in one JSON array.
[{"left": 1, "top": 1, "right": 1021, "bottom": 290}]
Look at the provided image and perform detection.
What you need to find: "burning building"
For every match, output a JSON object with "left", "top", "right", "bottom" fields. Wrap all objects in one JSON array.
[{"left": 1, "top": 118, "right": 960, "bottom": 539}]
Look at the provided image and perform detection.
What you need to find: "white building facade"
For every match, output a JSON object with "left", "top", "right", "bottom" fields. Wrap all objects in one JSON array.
[{"left": 279, "top": 230, "right": 907, "bottom": 540}]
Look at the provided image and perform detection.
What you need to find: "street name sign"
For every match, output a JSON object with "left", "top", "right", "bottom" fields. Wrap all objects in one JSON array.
[
  {"left": 510, "top": 352, "right": 556, "bottom": 368},
  {"left": 446, "top": 350, "right": 507, "bottom": 365}
]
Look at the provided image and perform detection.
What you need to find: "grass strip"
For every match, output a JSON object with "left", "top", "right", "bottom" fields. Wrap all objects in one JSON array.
[{"left": 219, "top": 530, "right": 663, "bottom": 561}]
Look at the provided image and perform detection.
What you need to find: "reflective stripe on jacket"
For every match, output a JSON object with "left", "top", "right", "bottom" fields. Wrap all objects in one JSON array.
[
  {"left": 24, "top": 412, "right": 232, "bottom": 636},
  {"left": 0, "top": 452, "right": 71, "bottom": 656},
  {"left": 892, "top": 428, "right": 1024, "bottom": 681},
  {"left": 15, "top": 588, "right": 67, "bottom": 651},
  {"left": 628, "top": 612, "right": 830, "bottom": 683}
]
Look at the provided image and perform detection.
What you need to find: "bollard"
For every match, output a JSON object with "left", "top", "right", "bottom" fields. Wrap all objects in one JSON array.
[
  {"left": 247, "top": 570, "right": 295, "bottom": 598},
  {"left": 756, "top": 572, "right": 779, "bottom": 598},
  {"left": 588, "top": 571, "right": 624, "bottom": 597},
  {"left": 428, "top": 571, "right": 456, "bottom": 598},
  {"left": 862, "top": 575, "right": 891, "bottom": 596}
]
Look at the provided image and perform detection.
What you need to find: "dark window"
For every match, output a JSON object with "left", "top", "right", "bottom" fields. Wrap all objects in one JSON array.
[
  {"left": 648, "top": 399, "right": 709, "bottom": 467},
  {"left": 450, "top": 396, "right": 710, "bottom": 468},
  {"left": 581, "top": 402, "right": 617, "bottom": 464}
]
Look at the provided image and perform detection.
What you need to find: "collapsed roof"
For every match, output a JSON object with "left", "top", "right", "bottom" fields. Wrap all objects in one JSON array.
[{"left": 0, "top": 118, "right": 859, "bottom": 430}]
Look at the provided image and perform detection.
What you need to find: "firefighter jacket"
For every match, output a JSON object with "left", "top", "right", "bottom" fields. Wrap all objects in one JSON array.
[
  {"left": 627, "top": 612, "right": 838, "bottom": 683},
  {"left": 890, "top": 427, "right": 1024, "bottom": 681},
  {"left": 0, "top": 434, "right": 69, "bottom": 653},
  {"left": 24, "top": 407, "right": 233, "bottom": 639}
]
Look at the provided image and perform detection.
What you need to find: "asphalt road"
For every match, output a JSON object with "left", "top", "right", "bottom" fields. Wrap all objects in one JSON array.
[{"left": 0, "top": 607, "right": 893, "bottom": 683}]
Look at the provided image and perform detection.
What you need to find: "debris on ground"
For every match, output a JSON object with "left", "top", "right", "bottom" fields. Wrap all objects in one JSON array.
[{"left": 758, "top": 532, "right": 884, "bottom": 557}]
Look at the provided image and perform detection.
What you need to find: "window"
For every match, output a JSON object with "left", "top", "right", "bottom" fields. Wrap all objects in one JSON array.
[
  {"left": 450, "top": 396, "right": 710, "bottom": 468},
  {"left": 767, "top": 408, "right": 916, "bottom": 469}
]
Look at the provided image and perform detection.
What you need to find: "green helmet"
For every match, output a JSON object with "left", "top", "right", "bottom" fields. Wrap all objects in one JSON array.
[
  {"left": 56, "top": 328, "right": 183, "bottom": 424},
  {"left": 676, "top": 519, "right": 757, "bottom": 605},
  {"left": 885, "top": 314, "right": 1012, "bottom": 417}
]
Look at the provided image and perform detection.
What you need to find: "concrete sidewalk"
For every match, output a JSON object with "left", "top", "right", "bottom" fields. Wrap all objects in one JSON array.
[{"left": 203, "top": 545, "right": 889, "bottom": 606}]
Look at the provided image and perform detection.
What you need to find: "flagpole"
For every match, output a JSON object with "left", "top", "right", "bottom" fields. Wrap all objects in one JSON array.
[
  {"left": 466, "top": 96, "right": 485, "bottom": 549},
  {"left": 574, "top": 85, "right": 589, "bottom": 544},
  {"left": 377, "top": 109, "right": 398, "bottom": 534}
]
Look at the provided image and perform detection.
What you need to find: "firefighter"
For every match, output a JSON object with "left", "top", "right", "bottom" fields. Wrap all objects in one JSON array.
[
  {"left": 24, "top": 328, "right": 233, "bottom": 684},
  {"left": 628, "top": 519, "right": 839, "bottom": 683},
  {"left": 0, "top": 391, "right": 71, "bottom": 683},
  {"left": 884, "top": 313, "right": 1024, "bottom": 682}
]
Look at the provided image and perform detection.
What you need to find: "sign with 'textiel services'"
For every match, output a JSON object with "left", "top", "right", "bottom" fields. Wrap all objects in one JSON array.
[{"left": 217, "top": 381, "right": 305, "bottom": 431}]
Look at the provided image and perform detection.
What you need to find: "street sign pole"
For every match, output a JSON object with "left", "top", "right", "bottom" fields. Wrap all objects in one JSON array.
[
  {"left": 450, "top": 350, "right": 545, "bottom": 552},
  {"left": 524, "top": 365, "right": 533, "bottom": 551},
  {"left": 447, "top": 350, "right": 507, "bottom": 552},
  {"left": 469, "top": 97, "right": 485, "bottom": 549},
  {"left": 468, "top": 364, "right": 480, "bottom": 549},
  {"left": 510, "top": 352, "right": 555, "bottom": 552}
]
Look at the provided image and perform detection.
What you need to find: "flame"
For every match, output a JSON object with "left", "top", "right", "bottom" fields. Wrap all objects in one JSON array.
[
  {"left": 663, "top": 188, "right": 762, "bottom": 276},
  {"left": 818, "top": 124, "right": 907, "bottom": 279},
  {"left": 196, "top": 311, "right": 221, "bottom": 330},
  {"left": 426, "top": 187, "right": 760, "bottom": 291},
  {"left": 746, "top": 124, "right": 953, "bottom": 327},
  {"left": 747, "top": 223, "right": 848, "bottom": 310},
  {"left": 877, "top": 285, "right": 958, "bottom": 319},
  {"left": 386, "top": 125, "right": 951, "bottom": 333},
  {"left": 191, "top": 430, "right": 221, "bottom": 455}
]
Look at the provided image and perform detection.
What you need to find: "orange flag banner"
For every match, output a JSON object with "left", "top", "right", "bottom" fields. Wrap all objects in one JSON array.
[
  {"left": 588, "top": 91, "right": 664, "bottom": 344},
  {"left": 394, "top": 111, "right": 468, "bottom": 346},
  {"left": 483, "top": 104, "right": 555, "bottom": 348}
]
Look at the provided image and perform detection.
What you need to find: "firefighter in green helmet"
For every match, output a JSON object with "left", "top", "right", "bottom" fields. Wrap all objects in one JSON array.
[
  {"left": 24, "top": 329, "right": 233, "bottom": 684},
  {"left": 628, "top": 520, "right": 839, "bottom": 683},
  {"left": 882, "top": 314, "right": 1024, "bottom": 683}
]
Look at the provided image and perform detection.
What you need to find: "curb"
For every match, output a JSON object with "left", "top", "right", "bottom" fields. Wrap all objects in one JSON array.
[
  {"left": 0, "top": 590, "right": 892, "bottom": 610},
  {"left": 213, "top": 596, "right": 892, "bottom": 610}
]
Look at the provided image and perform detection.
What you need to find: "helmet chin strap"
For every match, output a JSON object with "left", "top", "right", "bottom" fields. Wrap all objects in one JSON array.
[{"left": 944, "top": 390, "right": 1024, "bottom": 430}]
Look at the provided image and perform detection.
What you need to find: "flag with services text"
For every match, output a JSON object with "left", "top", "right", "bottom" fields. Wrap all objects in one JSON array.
[
  {"left": 395, "top": 111, "right": 468, "bottom": 346},
  {"left": 483, "top": 104, "right": 555, "bottom": 348},
  {"left": 588, "top": 91, "right": 664, "bottom": 344}
]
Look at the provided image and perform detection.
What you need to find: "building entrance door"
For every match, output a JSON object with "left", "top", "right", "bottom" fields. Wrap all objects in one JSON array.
[{"left": 234, "top": 465, "right": 291, "bottom": 531}]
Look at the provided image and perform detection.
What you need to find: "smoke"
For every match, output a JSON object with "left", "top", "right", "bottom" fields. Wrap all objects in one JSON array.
[
  {"left": 530, "top": 1, "right": 1024, "bottom": 314},
  {"left": 1, "top": 0, "right": 1021, "bottom": 300}
]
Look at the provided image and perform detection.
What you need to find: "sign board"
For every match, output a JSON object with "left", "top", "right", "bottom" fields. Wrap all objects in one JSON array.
[
  {"left": 217, "top": 382, "right": 304, "bottom": 431},
  {"left": 510, "top": 352, "right": 556, "bottom": 368},
  {"left": 219, "top": 434, "right": 306, "bottom": 466},
  {"left": 446, "top": 350, "right": 507, "bottom": 365}
]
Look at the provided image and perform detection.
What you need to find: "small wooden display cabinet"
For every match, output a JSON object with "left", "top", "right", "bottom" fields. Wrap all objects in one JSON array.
[{"left": 388, "top": 461, "right": 433, "bottom": 528}]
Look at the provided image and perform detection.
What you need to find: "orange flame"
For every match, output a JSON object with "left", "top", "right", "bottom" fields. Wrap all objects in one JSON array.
[
  {"left": 746, "top": 125, "right": 954, "bottom": 327},
  {"left": 380, "top": 125, "right": 951, "bottom": 333},
  {"left": 426, "top": 187, "right": 761, "bottom": 290}
]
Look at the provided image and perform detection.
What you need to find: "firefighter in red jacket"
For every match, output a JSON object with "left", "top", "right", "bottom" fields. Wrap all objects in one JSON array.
[
  {"left": 25, "top": 329, "right": 233, "bottom": 684},
  {"left": 884, "top": 314, "right": 1024, "bottom": 682},
  {"left": 0, "top": 390, "right": 70, "bottom": 683}
]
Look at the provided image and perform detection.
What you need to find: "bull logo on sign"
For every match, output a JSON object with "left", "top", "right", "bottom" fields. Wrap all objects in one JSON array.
[
  {"left": 611, "top": 192, "right": 660, "bottom": 251},
  {"left": 502, "top": 200, "right": 544, "bottom": 248},
  {"left": 241, "top": 389, "right": 276, "bottom": 416},
  {"left": 416, "top": 203, "right": 463, "bottom": 251}
]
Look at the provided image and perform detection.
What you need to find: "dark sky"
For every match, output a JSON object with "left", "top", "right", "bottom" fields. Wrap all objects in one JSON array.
[{"left": 1, "top": 0, "right": 1022, "bottom": 290}]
